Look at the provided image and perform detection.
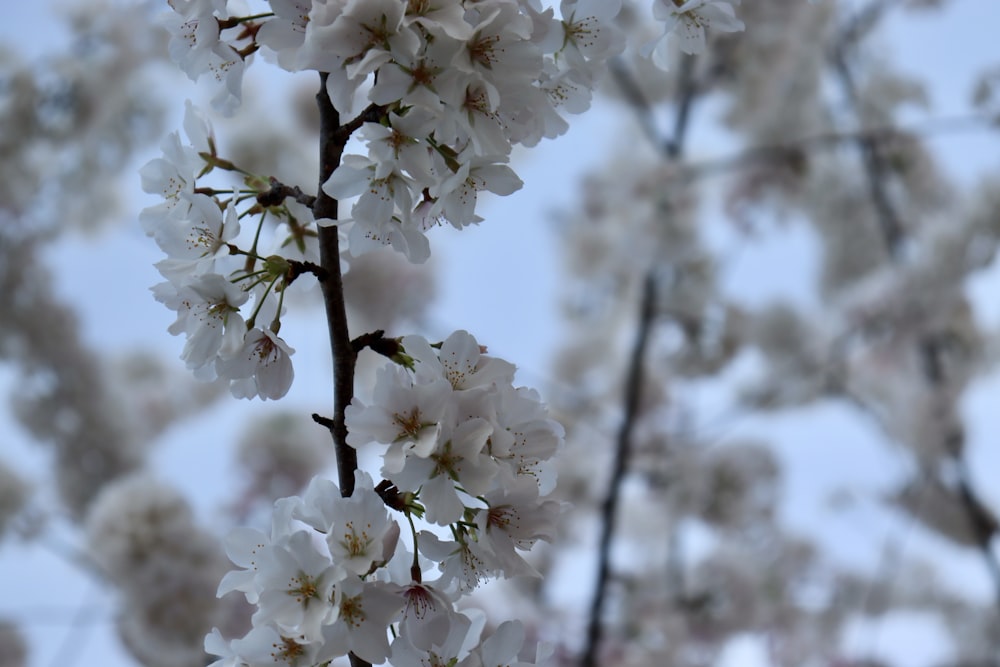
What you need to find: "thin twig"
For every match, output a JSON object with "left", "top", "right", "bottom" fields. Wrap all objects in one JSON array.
[
  {"left": 830, "top": 38, "right": 905, "bottom": 258},
  {"left": 607, "top": 56, "right": 660, "bottom": 149},
  {"left": 665, "top": 55, "right": 696, "bottom": 161},
  {"left": 48, "top": 582, "right": 100, "bottom": 667},
  {"left": 256, "top": 177, "right": 316, "bottom": 209},
  {"left": 680, "top": 113, "right": 991, "bottom": 181}
]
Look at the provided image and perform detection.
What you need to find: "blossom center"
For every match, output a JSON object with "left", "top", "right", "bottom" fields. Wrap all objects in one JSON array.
[
  {"left": 270, "top": 635, "right": 305, "bottom": 664},
  {"left": 286, "top": 572, "right": 319, "bottom": 605},
  {"left": 338, "top": 520, "right": 374, "bottom": 557},
  {"left": 339, "top": 593, "right": 366, "bottom": 628},
  {"left": 393, "top": 407, "right": 424, "bottom": 439}
]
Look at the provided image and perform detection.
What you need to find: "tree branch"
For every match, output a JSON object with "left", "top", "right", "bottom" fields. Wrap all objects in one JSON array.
[
  {"left": 256, "top": 177, "right": 316, "bottom": 209},
  {"left": 830, "top": 37, "right": 906, "bottom": 259},
  {"left": 680, "top": 114, "right": 990, "bottom": 181},
  {"left": 313, "top": 71, "right": 372, "bottom": 667},
  {"left": 581, "top": 57, "right": 700, "bottom": 667},
  {"left": 313, "top": 72, "right": 359, "bottom": 501},
  {"left": 580, "top": 272, "right": 657, "bottom": 667},
  {"left": 831, "top": 3, "right": 1000, "bottom": 611}
]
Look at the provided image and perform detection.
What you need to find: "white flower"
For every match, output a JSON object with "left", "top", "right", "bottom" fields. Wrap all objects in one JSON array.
[
  {"left": 254, "top": 531, "right": 342, "bottom": 641},
  {"left": 362, "top": 113, "right": 437, "bottom": 186},
  {"left": 256, "top": 0, "right": 312, "bottom": 70},
  {"left": 325, "top": 472, "right": 400, "bottom": 575},
  {"left": 324, "top": 152, "right": 417, "bottom": 228},
  {"left": 404, "top": 330, "right": 516, "bottom": 390},
  {"left": 368, "top": 36, "right": 464, "bottom": 110},
  {"left": 394, "top": 580, "right": 468, "bottom": 652},
  {"left": 435, "top": 74, "right": 512, "bottom": 157},
  {"left": 475, "top": 479, "right": 562, "bottom": 578},
  {"left": 181, "top": 98, "right": 216, "bottom": 156},
  {"left": 139, "top": 132, "right": 202, "bottom": 231},
  {"left": 139, "top": 101, "right": 216, "bottom": 232},
  {"left": 393, "top": 417, "right": 497, "bottom": 526},
  {"left": 161, "top": 1, "right": 248, "bottom": 114},
  {"left": 553, "top": 0, "right": 625, "bottom": 67},
  {"left": 477, "top": 620, "right": 528, "bottom": 667},
  {"left": 217, "top": 327, "right": 296, "bottom": 400},
  {"left": 162, "top": 0, "right": 226, "bottom": 80},
  {"left": 402, "top": 0, "right": 473, "bottom": 41},
  {"left": 324, "top": 152, "right": 436, "bottom": 262},
  {"left": 216, "top": 497, "right": 301, "bottom": 602},
  {"left": 223, "top": 623, "right": 321, "bottom": 667},
  {"left": 418, "top": 530, "right": 499, "bottom": 593},
  {"left": 430, "top": 152, "right": 524, "bottom": 228},
  {"left": 300, "top": 0, "right": 420, "bottom": 80},
  {"left": 457, "top": 2, "right": 538, "bottom": 90},
  {"left": 204, "top": 628, "right": 240, "bottom": 667},
  {"left": 488, "top": 385, "right": 564, "bottom": 494},
  {"left": 293, "top": 473, "right": 401, "bottom": 578},
  {"left": 152, "top": 273, "right": 248, "bottom": 375},
  {"left": 151, "top": 193, "right": 240, "bottom": 275},
  {"left": 649, "top": 0, "right": 744, "bottom": 66},
  {"left": 321, "top": 577, "right": 405, "bottom": 664},
  {"left": 345, "top": 364, "right": 452, "bottom": 466},
  {"left": 388, "top": 609, "right": 473, "bottom": 666}
]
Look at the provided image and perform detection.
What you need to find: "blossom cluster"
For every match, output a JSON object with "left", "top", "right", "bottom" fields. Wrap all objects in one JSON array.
[
  {"left": 140, "top": 101, "right": 305, "bottom": 401},
  {"left": 142, "top": 0, "right": 747, "bottom": 401},
  {"left": 207, "top": 330, "right": 564, "bottom": 666},
  {"left": 162, "top": 0, "right": 629, "bottom": 264}
]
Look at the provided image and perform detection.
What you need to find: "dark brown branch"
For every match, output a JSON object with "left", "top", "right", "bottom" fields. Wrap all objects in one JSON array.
[
  {"left": 257, "top": 177, "right": 317, "bottom": 209},
  {"left": 311, "top": 413, "right": 335, "bottom": 430},
  {"left": 580, "top": 57, "right": 701, "bottom": 667},
  {"left": 373, "top": 479, "right": 407, "bottom": 513},
  {"left": 313, "top": 71, "right": 372, "bottom": 667},
  {"left": 351, "top": 330, "right": 403, "bottom": 359},
  {"left": 922, "top": 337, "right": 1000, "bottom": 606},
  {"left": 314, "top": 72, "right": 360, "bottom": 502},
  {"left": 665, "top": 55, "right": 697, "bottom": 160},
  {"left": 581, "top": 272, "right": 657, "bottom": 667}
]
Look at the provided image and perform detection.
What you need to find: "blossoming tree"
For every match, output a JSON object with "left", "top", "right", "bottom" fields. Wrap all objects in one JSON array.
[
  {"left": 3, "top": 1, "right": 1000, "bottom": 667},
  {"left": 139, "top": 1, "right": 719, "bottom": 665}
]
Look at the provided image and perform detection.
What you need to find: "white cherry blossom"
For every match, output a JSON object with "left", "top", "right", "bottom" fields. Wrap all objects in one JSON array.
[
  {"left": 253, "top": 530, "right": 342, "bottom": 641},
  {"left": 405, "top": 330, "right": 516, "bottom": 390},
  {"left": 430, "top": 152, "right": 524, "bottom": 228},
  {"left": 345, "top": 365, "right": 453, "bottom": 467},
  {"left": 139, "top": 132, "right": 202, "bottom": 231},
  {"left": 321, "top": 577, "right": 405, "bottom": 664},
  {"left": 650, "top": 0, "right": 745, "bottom": 66},
  {"left": 217, "top": 327, "right": 295, "bottom": 400},
  {"left": 551, "top": 0, "right": 626, "bottom": 67},
  {"left": 325, "top": 475, "right": 400, "bottom": 575},
  {"left": 152, "top": 273, "right": 248, "bottom": 375},
  {"left": 151, "top": 193, "right": 239, "bottom": 275},
  {"left": 256, "top": 0, "right": 312, "bottom": 70},
  {"left": 161, "top": 1, "right": 248, "bottom": 114}
]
